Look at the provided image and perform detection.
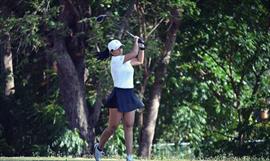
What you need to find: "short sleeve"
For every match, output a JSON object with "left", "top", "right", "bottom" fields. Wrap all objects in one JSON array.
[
  {"left": 111, "top": 55, "right": 130, "bottom": 64},
  {"left": 119, "top": 55, "right": 125, "bottom": 64},
  {"left": 119, "top": 55, "right": 131, "bottom": 64}
]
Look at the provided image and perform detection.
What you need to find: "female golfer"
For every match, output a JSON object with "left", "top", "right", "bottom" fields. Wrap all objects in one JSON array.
[{"left": 94, "top": 36, "right": 145, "bottom": 161}]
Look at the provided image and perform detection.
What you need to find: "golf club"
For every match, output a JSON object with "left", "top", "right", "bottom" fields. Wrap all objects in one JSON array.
[
  {"left": 126, "top": 31, "right": 144, "bottom": 44},
  {"left": 96, "top": 14, "right": 107, "bottom": 23},
  {"left": 95, "top": 14, "right": 145, "bottom": 45}
]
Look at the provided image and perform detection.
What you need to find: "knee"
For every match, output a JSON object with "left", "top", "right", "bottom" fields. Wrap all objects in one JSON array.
[
  {"left": 124, "top": 123, "right": 134, "bottom": 130},
  {"left": 106, "top": 125, "right": 118, "bottom": 134}
]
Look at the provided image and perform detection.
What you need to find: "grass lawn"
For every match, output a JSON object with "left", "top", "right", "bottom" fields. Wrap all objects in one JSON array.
[
  {"left": 0, "top": 157, "right": 269, "bottom": 161},
  {"left": 0, "top": 157, "right": 187, "bottom": 161}
]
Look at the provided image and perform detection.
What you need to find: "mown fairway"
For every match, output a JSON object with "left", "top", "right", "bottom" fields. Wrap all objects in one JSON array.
[
  {"left": 1, "top": 157, "right": 269, "bottom": 161},
  {"left": 0, "top": 157, "right": 188, "bottom": 161}
]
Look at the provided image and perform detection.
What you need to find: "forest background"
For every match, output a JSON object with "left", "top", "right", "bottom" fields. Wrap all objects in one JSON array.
[{"left": 0, "top": 0, "right": 269, "bottom": 159}]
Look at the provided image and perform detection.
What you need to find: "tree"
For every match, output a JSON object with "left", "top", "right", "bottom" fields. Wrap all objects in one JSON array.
[
  {"left": 174, "top": 0, "right": 270, "bottom": 156},
  {"left": 0, "top": 0, "right": 94, "bottom": 154},
  {"left": 0, "top": 32, "right": 15, "bottom": 96},
  {"left": 50, "top": 0, "right": 92, "bottom": 152},
  {"left": 139, "top": 7, "right": 181, "bottom": 158},
  {"left": 1, "top": 0, "right": 269, "bottom": 157}
]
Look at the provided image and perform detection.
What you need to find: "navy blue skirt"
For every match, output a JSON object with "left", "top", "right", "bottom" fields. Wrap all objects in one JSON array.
[{"left": 104, "top": 87, "right": 144, "bottom": 112}]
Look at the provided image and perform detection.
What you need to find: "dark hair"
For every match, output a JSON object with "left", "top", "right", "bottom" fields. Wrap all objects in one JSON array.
[{"left": 96, "top": 48, "right": 110, "bottom": 60}]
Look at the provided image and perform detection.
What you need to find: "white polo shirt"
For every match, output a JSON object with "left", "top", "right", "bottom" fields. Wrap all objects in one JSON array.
[{"left": 111, "top": 55, "right": 134, "bottom": 89}]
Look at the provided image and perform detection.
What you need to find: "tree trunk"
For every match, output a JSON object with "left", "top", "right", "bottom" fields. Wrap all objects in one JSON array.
[
  {"left": 88, "top": 78, "right": 103, "bottom": 151},
  {"left": 136, "top": 0, "right": 148, "bottom": 149},
  {"left": 52, "top": 35, "right": 91, "bottom": 150},
  {"left": 0, "top": 32, "right": 15, "bottom": 96},
  {"left": 139, "top": 8, "right": 181, "bottom": 158},
  {"left": 236, "top": 108, "right": 252, "bottom": 156},
  {"left": 136, "top": 58, "right": 151, "bottom": 148},
  {"left": 52, "top": 0, "right": 92, "bottom": 153}
]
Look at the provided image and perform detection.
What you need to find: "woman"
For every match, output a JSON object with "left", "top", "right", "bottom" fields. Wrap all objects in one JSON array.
[{"left": 95, "top": 36, "right": 145, "bottom": 161}]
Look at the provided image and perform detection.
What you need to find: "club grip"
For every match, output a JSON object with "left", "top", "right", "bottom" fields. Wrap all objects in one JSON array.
[{"left": 138, "top": 38, "right": 144, "bottom": 44}]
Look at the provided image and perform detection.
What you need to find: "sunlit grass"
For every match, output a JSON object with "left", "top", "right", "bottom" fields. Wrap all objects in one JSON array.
[
  {"left": 0, "top": 157, "right": 188, "bottom": 161},
  {"left": 0, "top": 157, "right": 269, "bottom": 161}
]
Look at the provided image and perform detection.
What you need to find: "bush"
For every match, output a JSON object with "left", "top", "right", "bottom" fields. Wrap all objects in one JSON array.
[{"left": 51, "top": 129, "right": 87, "bottom": 156}]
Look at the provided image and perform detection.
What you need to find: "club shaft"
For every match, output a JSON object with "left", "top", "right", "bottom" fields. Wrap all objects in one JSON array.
[{"left": 126, "top": 31, "right": 136, "bottom": 38}]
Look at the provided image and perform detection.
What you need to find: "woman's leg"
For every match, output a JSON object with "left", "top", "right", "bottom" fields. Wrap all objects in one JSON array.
[
  {"left": 98, "top": 108, "right": 123, "bottom": 150},
  {"left": 123, "top": 110, "right": 136, "bottom": 155}
]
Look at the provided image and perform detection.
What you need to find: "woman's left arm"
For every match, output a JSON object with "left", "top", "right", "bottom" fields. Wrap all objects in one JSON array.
[{"left": 130, "top": 49, "right": 144, "bottom": 66}]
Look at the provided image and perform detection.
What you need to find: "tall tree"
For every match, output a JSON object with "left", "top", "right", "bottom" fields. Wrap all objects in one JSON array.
[
  {"left": 172, "top": 0, "right": 270, "bottom": 156},
  {"left": 139, "top": 7, "right": 181, "bottom": 158},
  {"left": 47, "top": 0, "right": 93, "bottom": 153},
  {"left": 0, "top": 32, "right": 15, "bottom": 96}
]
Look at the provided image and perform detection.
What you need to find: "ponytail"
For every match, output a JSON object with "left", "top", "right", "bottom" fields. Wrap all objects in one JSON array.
[{"left": 96, "top": 48, "right": 110, "bottom": 60}]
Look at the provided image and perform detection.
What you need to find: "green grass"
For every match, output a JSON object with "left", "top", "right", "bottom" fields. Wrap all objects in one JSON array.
[
  {"left": 0, "top": 157, "right": 269, "bottom": 161},
  {"left": 0, "top": 157, "right": 187, "bottom": 161}
]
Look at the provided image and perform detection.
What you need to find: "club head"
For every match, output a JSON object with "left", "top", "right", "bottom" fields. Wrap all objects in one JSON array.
[{"left": 96, "top": 14, "right": 107, "bottom": 23}]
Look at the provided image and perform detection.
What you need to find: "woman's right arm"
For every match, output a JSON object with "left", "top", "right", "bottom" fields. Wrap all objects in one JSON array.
[{"left": 123, "top": 37, "right": 139, "bottom": 63}]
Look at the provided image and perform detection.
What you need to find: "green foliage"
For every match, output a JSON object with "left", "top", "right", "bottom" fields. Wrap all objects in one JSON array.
[
  {"left": 51, "top": 129, "right": 87, "bottom": 156},
  {"left": 0, "top": 6, "right": 68, "bottom": 154},
  {"left": 154, "top": 0, "right": 270, "bottom": 158},
  {"left": 0, "top": 124, "right": 14, "bottom": 155},
  {"left": 171, "top": 103, "right": 206, "bottom": 146},
  {"left": 1, "top": 0, "right": 270, "bottom": 158},
  {"left": 105, "top": 125, "right": 126, "bottom": 156}
]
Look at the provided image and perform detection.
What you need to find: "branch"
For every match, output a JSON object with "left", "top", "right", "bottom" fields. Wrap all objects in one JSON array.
[
  {"left": 204, "top": 52, "right": 229, "bottom": 76},
  {"left": 212, "top": 129, "right": 235, "bottom": 140},
  {"left": 205, "top": 77, "right": 227, "bottom": 105},
  {"left": 239, "top": 53, "right": 258, "bottom": 92},
  {"left": 205, "top": 52, "right": 239, "bottom": 98},
  {"left": 66, "top": 0, "right": 80, "bottom": 18},
  {"left": 251, "top": 66, "right": 265, "bottom": 97}
]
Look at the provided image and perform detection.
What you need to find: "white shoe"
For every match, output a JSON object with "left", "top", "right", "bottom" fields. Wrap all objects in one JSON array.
[
  {"left": 94, "top": 143, "right": 104, "bottom": 161},
  {"left": 126, "top": 154, "right": 133, "bottom": 161}
]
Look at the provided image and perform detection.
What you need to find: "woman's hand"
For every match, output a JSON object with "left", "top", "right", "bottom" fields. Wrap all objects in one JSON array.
[
  {"left": 124, "top": 36, "right": 140, "bottom": 63},
  {"left": 134, "top": 36, "right": 139, "bottom": 44}
]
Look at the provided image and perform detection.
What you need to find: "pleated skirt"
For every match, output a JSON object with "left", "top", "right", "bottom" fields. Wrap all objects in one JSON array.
[{"left": 104, "top": 87, "right": 144, "bottom": 112}]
